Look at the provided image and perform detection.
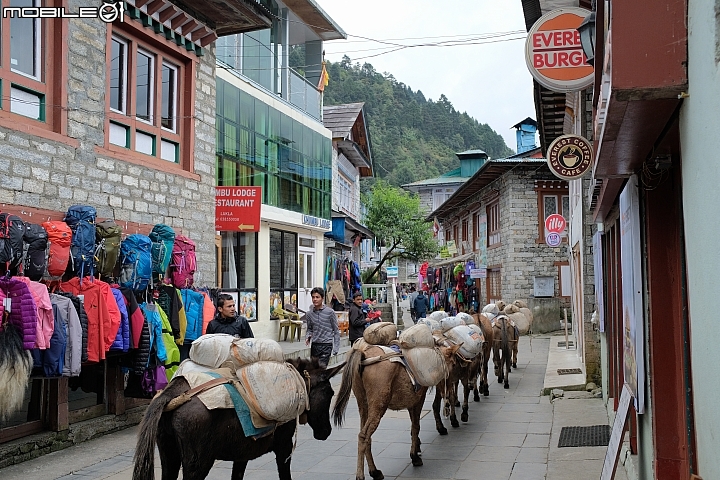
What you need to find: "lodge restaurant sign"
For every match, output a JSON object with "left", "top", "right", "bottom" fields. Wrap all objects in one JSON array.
[
  {"left": 547, "top": 134, "right": 594, "bottom": 180},
  {"left": 525, "top": 8, "right": 594, "bottom": 93}
]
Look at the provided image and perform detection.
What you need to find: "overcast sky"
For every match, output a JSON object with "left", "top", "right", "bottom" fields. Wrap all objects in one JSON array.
[{"left": 319, "top": 0, "right": 535, "bottom": 152}]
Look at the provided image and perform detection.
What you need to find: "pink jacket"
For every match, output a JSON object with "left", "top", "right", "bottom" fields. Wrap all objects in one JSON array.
[
  {"left": 0, "top": 277, "right": 38, "bottom": 349},
  {"left": 16, "top": 277, "right": 54, "bottom": 349}
]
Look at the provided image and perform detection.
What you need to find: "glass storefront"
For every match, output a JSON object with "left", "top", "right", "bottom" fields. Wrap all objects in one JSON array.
[
  {"left": 216, "top": 78, "right": 332, "bottom": 219},
  {"left": 221, "top": 232, "right": 258, "bottom": 320},
  {"left": 270, "top": 229, "right": 298, "bottom": 315}
]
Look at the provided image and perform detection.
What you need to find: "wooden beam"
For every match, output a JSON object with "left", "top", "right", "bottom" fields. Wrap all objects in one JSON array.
[
  {"left": 181, "top": 19, "right": 199, "bottom": 36},
  {"left": 191, "top": 25, "right": 212, "bottom": 41},
  {"left": 171, "top": 13, "right": 190, "bottom": 30},
  {"left": 199, "top": 32, "right": 218, "bottom": 47},
  {"left": 159, "top": 5, "right": 179, "bottom": 23},
  {"left": 48, "top": 378, "right": 69, "bottom": 432},
  {"left": 135, "top": 0, "right": 151, "bottom": 8},
  {"left": 146, "top": 0, "right": 165, "bottom": 16}
]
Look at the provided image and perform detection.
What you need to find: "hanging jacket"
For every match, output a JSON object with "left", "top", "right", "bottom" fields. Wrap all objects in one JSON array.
[
  {"left": 0, "top": 277, "right": 38, "bottom": 349},
  {"left": 60, "top": 277, "right": 120, "bottom": 362},
  {"left": 157, "top": 285, "right": 187, "bottom": 344},
  {"left": 15, "top": 277, "right": 54, "bottom": 349},
  {"left": 156, "top": 305, "right": 180, "bottom": 381},
  {"left": 200, "top": 291, "right": 215, "bottom": 335},
  {"left": 133, "top": 320, "right": 151, "bottom": 374},
  {"left": 140, "top": 303, "right": 166, "bottom": 364},
  {"left": 32, "top": 303, "right": 67, "bottom": 376},
  {"left": 120, "top": 287, "right": 144, "bottom": 349},
  {"left": 181, "top": 289, "right": 204, "bottom": 343},
  {"left": 50, "top": 294, "right": 82, "bottom": 376},
  {"left": 56, "top": 292, "right": 89, "bottom": 363},
  {"left": 109, "top": 288, "right": 130, "bottom": 352}
]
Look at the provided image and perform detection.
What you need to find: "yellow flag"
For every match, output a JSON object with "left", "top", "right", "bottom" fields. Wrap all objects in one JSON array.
[{"left": 317, "top": 61, "right": 330, "bottom": 92}]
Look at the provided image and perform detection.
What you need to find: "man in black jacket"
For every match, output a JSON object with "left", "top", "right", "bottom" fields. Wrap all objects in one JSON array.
[
  {"left": 206, "top": 294, "right": 254, "bottom": 338},
  {"left": 348, "top": 292, "right": 368, "bottom": 344}
]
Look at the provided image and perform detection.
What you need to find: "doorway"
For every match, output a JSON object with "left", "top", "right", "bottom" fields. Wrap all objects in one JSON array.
[{"left": 298, "top": 237, "right": 315, "bottom": 314}]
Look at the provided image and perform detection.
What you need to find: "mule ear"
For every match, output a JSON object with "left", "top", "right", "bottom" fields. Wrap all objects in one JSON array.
[{"left": 321, "top": 361, "right": 346, "bottom": 381}]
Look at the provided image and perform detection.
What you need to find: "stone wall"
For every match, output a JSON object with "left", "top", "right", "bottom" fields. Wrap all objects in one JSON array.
[{"left": 0, "top": 13, "right": 217, "bottom": 285}]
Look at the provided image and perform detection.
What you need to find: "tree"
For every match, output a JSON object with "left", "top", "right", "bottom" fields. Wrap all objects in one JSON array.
[{"left": 363, "top": 182, "right": 439, "bottom": 281}]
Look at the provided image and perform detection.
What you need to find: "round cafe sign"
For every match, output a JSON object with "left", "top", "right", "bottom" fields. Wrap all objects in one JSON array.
[
  {"left": 547, "top": 134, "right": 594, "bottom": 180},
  {"left": 525, "top": 8, "right": 594, "bottom": 93}
]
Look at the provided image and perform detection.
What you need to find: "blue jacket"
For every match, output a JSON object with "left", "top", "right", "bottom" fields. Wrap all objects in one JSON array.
[
  {"left": 413, "top": 294, "right": 429, "bottom": 315},
  {"left": 109, "top": 288, "right": 130, "bottom": 352},
  {"left": 140, "top": 303, "right": 167, "bottom": 364},
  {"left": 181, "top": 289, "right": 204, "bottom": 343}
]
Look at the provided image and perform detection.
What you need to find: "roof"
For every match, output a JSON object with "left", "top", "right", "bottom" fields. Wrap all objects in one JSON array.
[
  {"left": 323, "top": 103, "right": 365, "bottom": 139},
  {"left": 323, "top": 103, "right": 373, "bottom": 177},
  {"left": 402, "top": 175, "right": 471, "bottom": 190},
  {"left": 456, "top": 149, "right": 487, "bottom": 157},
  {"left": 428, "top": 147, "right": 546, "bottom": 220},
  {"left": 512, "top": 117, "right": 538, "bottom": 129},
  {"left": 283, "top": 0, "right": 347, "bottom": 40}
]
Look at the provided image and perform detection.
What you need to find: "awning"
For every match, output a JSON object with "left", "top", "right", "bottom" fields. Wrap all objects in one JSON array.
[{"left": 430, "top": 251, "right": 476, "bottom": 267}]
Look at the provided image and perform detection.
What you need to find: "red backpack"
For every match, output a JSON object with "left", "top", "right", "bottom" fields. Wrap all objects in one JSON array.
[
  {"left": 169, "top": 236, "right": 196, "bottom": 288},
  {"left": 42, "top": 221, "right": 72, "bottom": 278}
]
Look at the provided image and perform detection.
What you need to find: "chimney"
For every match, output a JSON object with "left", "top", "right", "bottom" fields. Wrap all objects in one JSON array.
[{"left": 512, "top": 117, "right": 538, "bottom": 154}]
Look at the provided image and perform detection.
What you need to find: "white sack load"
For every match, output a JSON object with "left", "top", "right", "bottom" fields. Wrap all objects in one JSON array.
[
  {"left": 417, "top": 318, "right": 441, "bottom": 333},
  {"left": 509, "top": 312, "right": 530, "bottom": 334},
  {"left": 513, "top": 300, "right": 529, "bottom": 309},
  {"left": 173, "top": 359, "right": 213, "bottom": 378},
  {"left": 427, "top": 310, "right": 449, "bottom": 322},
  {"left": 230, "top": 338, "right": 284, "bottom": 368},
  {"left": 445, "top": 324, "right": 484, "bottom": 359},
  {"left": 455, "top": 312, "right": 474, "bottom": 325},
  {"left": 235, "top": 361, "right": 308, "bottom": 423},
  {"left": 189, "top": 334, "right": 235, "bottom": 368},
  {"left": 363, "top": 322, "right": 397, "bottom": 345},
  {"left": 519, "top": 307, "right": 534, "bottom": 327},
  {"left": 440, "top": 316, "right": 465, "bottom": 332},
  {"left": 482, "top": 304, "right": 499, "bottom": 318},
  {"left": 398, "top": 323, "right": 435, "bottom": 348},
  {"left": 402, "top": 347, "right": 447, "bottom": 387}
]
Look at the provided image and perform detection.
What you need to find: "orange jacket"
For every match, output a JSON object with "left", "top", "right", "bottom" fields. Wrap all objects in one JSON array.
[
  {"left": 60, "top": 277, "right": 121, "bottom": 362},
  {"left": 201, "top": 292, "right": 215, "bottom": 335}
]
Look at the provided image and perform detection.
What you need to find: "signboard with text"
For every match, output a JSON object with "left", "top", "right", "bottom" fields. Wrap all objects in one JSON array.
[
  {"left": 386, "top": 266, "right": 398, "bottom": 278},
  {"left": 469, "top": 268, "right": 487, "bottom": 279},
  {"left": 215, "top": 186, "right": 262, "bottom": 232}
]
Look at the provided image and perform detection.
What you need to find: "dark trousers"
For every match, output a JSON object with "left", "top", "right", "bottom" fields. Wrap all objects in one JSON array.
[{"left": 311, "top": 342, "right": 333, "bottom": 369}]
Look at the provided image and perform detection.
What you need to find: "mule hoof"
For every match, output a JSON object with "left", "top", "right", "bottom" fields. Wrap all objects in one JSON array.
[
  {"left": 461, "top": 412, "right": 469, "bottom": 422},
  {"left": 498, "top": 377, "right": 503, "bottom": 384},
  {"left": 473, "top": 393, "right": 480, "bottom": 402},
  {"left": 484, "top": 387, "right": 489, "bottom": 396},
  {"left": 451, "top": 418, "right": 460, "bottom": 428},
  {"left": 411, "top": 454, "right": 423, "bottom": 466},
  {"left": 512, "top": 363, "right": 517, "bottom": 369},
  {"left": 437, "top": 426, "right": 448, "bottom": 435},
  {"left": 369, "top": 469, "right": 385, "bottom": 480},
  {"left": 504, "top": 382, "right": 509, "bottom": 389},
  {"left": 454, "top": 400, "right": 460, "bottom": 407}
]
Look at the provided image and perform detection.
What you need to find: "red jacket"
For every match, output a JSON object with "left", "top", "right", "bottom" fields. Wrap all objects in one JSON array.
[{"left": 60, "top": 277, "right": 120, "bottom": 362}]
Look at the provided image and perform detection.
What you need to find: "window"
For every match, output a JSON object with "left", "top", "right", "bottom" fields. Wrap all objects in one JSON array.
[
  {"left": 487, "top": 200, "right": 500, "bottom": 246},
  {"left": 453, "top": 224, "right": 459, "bottom": 244},
  {"left": 337, "top": 174, "right": 354, "bottom": 215},
  {"left": 535, "top": 181, "right": 569, "bottom": 241},
  {"left": 487, "top": 267, "right": 501, "bottom": 304},
  {"left": 106, "top": 28, "right": 192, "bottom": 169},
  {"left": 270, "top": 230, "right": 298, "bottom": 314},
  {"left": 461, "top": 219, "right": 469, "bottom": 253},
  {"left": 557, "top": 262, "right": 571, "bottom": 298},
  {"left": 0, "top": 0, "right": 63, "bottom": 131}
]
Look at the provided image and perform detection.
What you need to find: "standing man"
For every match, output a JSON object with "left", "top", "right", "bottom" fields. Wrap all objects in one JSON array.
[
  {"left": 408, "top": 286, "right": 419, "bottom": 324},
  {"left": 305, "top": 287, "right": 340, "bottom": 368},
  {"left": 206, "top": 294, "right": 254, "bottom": 338},
  {"left": 413, "top": 289, "right": 430, "bottom": 319},
  {"left": 348, "top": 292, "right": 368, "bottom": 344}
]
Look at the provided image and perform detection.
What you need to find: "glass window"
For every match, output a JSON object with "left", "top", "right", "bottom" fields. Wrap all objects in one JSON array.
[
  {"left": 283, "top": 232, "right": 297, "bottom": 289},
  {"left": 10, "top": 0, "right": 41, "bottom": 79},
  {"left": 161, "top": 62, "right": 177, "bottom": 131},
  {"left": 136, "top": 49, "right": 154, "bottom": 123},
  {"left": 110, "top": 37, "right": 127, "bottom": 113},
  {"left": 269, "top": 230, "right": 283, "bottom": 289}
]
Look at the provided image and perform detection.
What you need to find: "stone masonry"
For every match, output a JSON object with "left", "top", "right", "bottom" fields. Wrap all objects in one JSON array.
[{"left": 0, "top": 9, "right": 217, "bottom": 284}]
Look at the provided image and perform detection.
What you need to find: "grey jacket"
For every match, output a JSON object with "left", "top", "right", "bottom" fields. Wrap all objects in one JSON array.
[
  {"left": 50, "top": 294, "right": 82, "bottom": 377},
  {"left": 305, "top": 304, "right": 340, "bottom": 354}
]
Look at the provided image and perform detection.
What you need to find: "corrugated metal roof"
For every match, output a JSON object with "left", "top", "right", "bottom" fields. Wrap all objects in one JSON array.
[
  {"left": 402, "top": 176, "right": 471, "bottom": 189},
  {"left": 323, "top": 103, "right": 364, "bottom": 139}
]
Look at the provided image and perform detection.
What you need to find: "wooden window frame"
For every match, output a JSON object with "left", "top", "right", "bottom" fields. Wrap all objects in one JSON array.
[
  {"left": 102, "top": 20, "right": 197, "bottom": 175},
  {"left": 452, "top": 224, "right": 459, "bottom": 245},
  {"left": 487, "top": 200, "right": 500, "bottom": 248},
  {"left": 555, "top": 261, "right": 571, "bottom": 298},
  {"left": 486, "top": 266, "right": 502, "bottom": 304},
  {"left": 472, "top": 211, "right": 479, "bottom": 250},
  {"left": 535, "top": 183, "right": 570, "bottom": 243},
  {"left": 0, "top": 0, "right": 71, "bottom": 142}
]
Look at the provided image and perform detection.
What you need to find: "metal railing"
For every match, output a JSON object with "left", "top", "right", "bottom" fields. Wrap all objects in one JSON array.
[{"left": 288, "top": 68, "right": 321, "bottom": 121}]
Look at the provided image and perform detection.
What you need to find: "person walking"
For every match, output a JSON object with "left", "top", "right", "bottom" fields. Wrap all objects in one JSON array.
[
  {"left": 348, "top": 292, "right": 368, "bottom": 344},
  {"left": 305, "top": 287, "right": 340, "bottom": 368},
  {"left": 206, "top": 294, "right": 254, "bottom": 338},
  {"left": 408, "top": 286, "right": 419, "bottom": 323},
  {"left": 413, "top": 290, "right": 430, "bottom": 319}
]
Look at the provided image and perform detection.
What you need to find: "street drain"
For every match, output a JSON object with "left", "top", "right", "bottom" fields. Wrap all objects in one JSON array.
[
  {"left": 557, "top": 368, "right": 583, "bottom": 375},
  {"left": 558, "top": 341, "right": 574, "bottom": 347},
  {"left": 558, "top": 425, "right": 611, "bottom": 447}
]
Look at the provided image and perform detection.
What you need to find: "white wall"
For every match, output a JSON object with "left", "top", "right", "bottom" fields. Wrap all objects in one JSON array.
[{"left": 678, "top": 1, "right": 720, "bottom": 476}]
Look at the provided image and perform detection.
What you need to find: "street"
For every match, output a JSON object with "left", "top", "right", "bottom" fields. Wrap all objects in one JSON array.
[{"left": 3, "top": 335, "right": 623, "bottom": 480}]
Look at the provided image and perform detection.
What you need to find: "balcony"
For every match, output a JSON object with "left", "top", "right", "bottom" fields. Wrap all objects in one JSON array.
[{"left": 289, "top": 68, "right": 322, "bottom": 121}]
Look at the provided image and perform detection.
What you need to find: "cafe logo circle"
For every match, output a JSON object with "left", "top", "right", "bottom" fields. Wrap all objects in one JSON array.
[{"left": 546, "top": 134, "right": 594, "bottom": 180}]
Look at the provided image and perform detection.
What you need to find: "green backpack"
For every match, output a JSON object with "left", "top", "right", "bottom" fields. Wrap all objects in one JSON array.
[
  {"left": 95, "top": 220, "right": 122, "bottom": 278},
  {"left": 149, "top": 224, "right": 175, "bottom": 279}
]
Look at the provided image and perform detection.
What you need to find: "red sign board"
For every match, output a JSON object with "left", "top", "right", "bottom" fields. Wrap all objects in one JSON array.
[
  {"left": 545, "top": 214, "right": 566, "bottom": 234},
  {"left": 215, "top": 186, "right": 262, "bottom": 232}
]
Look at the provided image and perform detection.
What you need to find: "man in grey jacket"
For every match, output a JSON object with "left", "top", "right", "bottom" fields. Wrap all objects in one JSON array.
[{"left": 305, "top": 287, "right": 340, "bottom": 368}]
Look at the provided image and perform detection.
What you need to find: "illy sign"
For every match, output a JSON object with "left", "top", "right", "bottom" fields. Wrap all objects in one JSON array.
[{"left": 545, "top": 214, "right": 566, "bottom": 234}]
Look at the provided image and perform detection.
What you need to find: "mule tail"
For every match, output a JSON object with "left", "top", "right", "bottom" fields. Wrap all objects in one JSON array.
[
  {"left": 132, "top": 389, "right": 174, "bottom": 480},
  {"left": 500, "top": 316, "right": 508, "bottom": 352},
  {"left": 332, "top": 349, "right": 361, "bottom": 427}
]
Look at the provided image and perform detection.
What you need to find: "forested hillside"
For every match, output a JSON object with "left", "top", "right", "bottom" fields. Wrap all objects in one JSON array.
[{"left": 320, "top": 56, "right": 514, "bottom": 186}]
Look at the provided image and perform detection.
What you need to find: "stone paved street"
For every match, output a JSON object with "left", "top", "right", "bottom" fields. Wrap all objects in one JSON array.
[{"left": 2, "top": 335, "right": 624, "bottom": 480}]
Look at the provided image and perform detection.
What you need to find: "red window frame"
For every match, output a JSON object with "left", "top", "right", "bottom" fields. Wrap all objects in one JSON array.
[{"left": 487, "top": 200, "right": 500, "bottom": 247}]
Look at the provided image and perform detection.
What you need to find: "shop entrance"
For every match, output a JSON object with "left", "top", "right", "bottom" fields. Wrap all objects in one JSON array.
[{"left": 298, "top": 237, "right": 315, "bottom": 314}]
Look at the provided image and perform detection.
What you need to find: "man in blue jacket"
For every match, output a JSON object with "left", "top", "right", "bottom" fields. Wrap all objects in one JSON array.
[{"left": 413, "top": 290, "right": 430, "bottom": 319}]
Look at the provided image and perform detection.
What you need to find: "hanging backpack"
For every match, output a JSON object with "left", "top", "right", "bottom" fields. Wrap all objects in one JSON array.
[
  {"left": 0, "top": 213, "right": 26, "bottom": 273},
  {"left": 169, "top": 236, "right": 196, "bottom": 288},
  {"left": 95, "top": 220, "right": 122, "bottom": 278},
  {"left": 119, "top": 234, "right": 152, "bottom": 291},
  {"left": 42, "top": 221, "right": 72, "bottom": 279},
  {"left": 64, "top": 205, "right": 96, "bottom": 279},
  {"left": 23, "top": 223, "right": 48, "bottom": 281},
  {"left": 149, "top": 224, "right": 175, "bottom": 279}
]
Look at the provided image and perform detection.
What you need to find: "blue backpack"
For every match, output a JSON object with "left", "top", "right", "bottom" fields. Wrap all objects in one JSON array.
[
  {"left": 119, "top": 234, "right": 152, "bottom": 291},
  {"left": 64, "top": 205, "right": 96, "bottom": 279},
  {"left": 149, "top": 224, "right": 175, "bottom": 279}
]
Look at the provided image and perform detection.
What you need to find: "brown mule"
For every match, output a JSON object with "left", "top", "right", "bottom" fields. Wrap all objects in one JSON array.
[
  {"left": 332, "top": 344, "right": 459, "bottom": 480},
  {"left": 470, "top": 313, "right": 494, "bottom": 398},
  {"left": 492, "top": 315, "right": 518, "bottom": 389},
  {"left": 432, "top": 344, "right": 475, "bottom": 434}
]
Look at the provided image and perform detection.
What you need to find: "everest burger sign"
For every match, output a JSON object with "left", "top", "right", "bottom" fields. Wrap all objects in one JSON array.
[
  {"left": 525, "top": 8, "right": 593, "bottom": 92},
  {"left": 547, "top": 134, "right": 594, "bottom": 180}
]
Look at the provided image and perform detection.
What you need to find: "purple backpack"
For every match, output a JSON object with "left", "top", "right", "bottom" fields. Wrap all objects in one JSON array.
[{"left": 169, "top": 236, "right": 196, "bottom": 288}]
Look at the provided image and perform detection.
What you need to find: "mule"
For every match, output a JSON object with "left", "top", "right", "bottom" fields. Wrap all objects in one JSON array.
[
  {"left": 332, "top": 344, "right": 459, "bottom": 480},
  {"left": 470, "top": 312, "right": 494, "bottom": 399},
  {"left": 492, "top": 315, "right": 518, "bottom": 389},
  {"left": 432, "top": 346, "right": 477, "bottom": 435},
  {"left": 132, "top": 358, "right": 344, "bottom": 480}
]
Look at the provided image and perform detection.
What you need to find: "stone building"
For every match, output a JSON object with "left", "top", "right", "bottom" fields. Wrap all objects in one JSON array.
[{"left": 0, "top": 0, "right": 270, "bottom": 458}]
